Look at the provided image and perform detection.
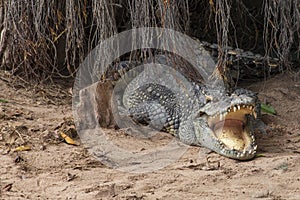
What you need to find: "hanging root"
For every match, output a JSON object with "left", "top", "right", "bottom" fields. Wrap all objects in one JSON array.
[{"left": 0, "top": 0, "right": 299, "bottom": 81}]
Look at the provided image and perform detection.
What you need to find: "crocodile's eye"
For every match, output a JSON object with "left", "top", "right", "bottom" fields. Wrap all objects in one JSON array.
[{"left": 196, "top": 111, "right": 206, "bottom": 118}]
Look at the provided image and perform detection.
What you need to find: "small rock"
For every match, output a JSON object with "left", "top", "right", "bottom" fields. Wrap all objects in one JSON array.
[{"left": 253, "top": 190, "right": 271, "bottom": 198}]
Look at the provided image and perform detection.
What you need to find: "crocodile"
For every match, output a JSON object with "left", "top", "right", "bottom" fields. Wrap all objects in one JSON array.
[
  {"left": 92, "top": 34, "right": 280, "bottom": 161},
  {"left": 200, "top": 41, "right": 281, "bottom": 83},
  {"left": 126, "top": 82, "right": 259, "bottom": 160},
  {"left": 101, "top": 50, "right": 262, "bottom": 160}
]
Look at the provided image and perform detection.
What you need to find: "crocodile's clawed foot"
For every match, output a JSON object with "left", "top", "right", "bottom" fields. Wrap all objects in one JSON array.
[{"left": 254, "top": 119, "right": 272, "bottom": 134}]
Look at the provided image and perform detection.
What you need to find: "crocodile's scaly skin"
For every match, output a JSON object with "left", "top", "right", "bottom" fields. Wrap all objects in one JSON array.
[
  {"left": 102, "top": 42, "right": 269, "bottom": 160},
  {"left": 121, "top": 71, "right": 258, "bottom": 160}
]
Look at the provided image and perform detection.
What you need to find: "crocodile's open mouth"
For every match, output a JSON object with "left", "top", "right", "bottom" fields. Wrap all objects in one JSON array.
[{"left": 207, "top": 104, "right": 257, "bottom": 157}]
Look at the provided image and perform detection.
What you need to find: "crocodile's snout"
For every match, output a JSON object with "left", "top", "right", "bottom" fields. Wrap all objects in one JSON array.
[
  {"left": 196, "top": 89, "right": 259, "bottom": 160},
  {"left": 208, "top": 104, "right": 257, "bottom": 154}
]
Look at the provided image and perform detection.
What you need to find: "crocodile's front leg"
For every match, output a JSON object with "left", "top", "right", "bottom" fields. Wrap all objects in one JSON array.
[
  {"left": 128, "top": 101, "right": 169, "bottom": 131},
  {"left": 177, "top": 119, "right": 198, "bottom": 145}
]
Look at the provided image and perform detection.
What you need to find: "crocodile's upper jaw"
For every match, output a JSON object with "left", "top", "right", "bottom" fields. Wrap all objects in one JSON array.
[{"left": 195, "top": 92, "right": 258, "bottom": 160}]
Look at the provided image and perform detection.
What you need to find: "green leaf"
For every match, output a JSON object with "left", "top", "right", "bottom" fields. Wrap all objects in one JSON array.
[
  {"left": 261, "top": 103, "right": 276, "bottom": 115},
  {"left": 0, "top": 99, "right": 9, "bottom": 103}
]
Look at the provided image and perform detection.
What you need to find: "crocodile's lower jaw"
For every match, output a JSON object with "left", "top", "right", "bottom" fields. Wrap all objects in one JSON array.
[{"left": 207, "top": 104, "right": 257, "bottom": 159}]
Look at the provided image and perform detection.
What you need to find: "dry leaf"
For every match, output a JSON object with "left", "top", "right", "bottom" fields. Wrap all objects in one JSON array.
[
  {"left": 60, "top": 132, "right": 78, "bottom": 145},
  {"left": 14, "top": 145, "right": 31, "bottom": 152},
  {"left": 66, "top": 173, "right": 76, "bottom": 181},
  {"left": 3, "top": 183, "right": 13, "bottom": 191}
]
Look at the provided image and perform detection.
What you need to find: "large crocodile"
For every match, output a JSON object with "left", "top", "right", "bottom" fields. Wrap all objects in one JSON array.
[
  {"left": 88, "top": 31, "right": 280, "bottom": 161},
  {"left": 100, "top": 50, "right": 263, "bottom": 160}
]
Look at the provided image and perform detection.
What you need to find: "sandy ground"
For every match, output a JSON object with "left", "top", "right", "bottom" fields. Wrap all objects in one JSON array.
[{"left": 0, "top": 71, "right": 299, "bottom": 200}]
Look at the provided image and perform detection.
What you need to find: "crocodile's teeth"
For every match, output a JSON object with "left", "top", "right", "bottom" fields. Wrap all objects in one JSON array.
[
  {"left": 253, "top": 145, "right": 257, "bottom": 150},
  {"left": 233, "top": 106, "right": 237, "bottom": 112},
  {"left": 223, "top": 111, "right": 227, "bottom": 117},
  {"left": 237, "top": 105, "right": 240, "bottom": 110},
  {"left": 220, "top": 114, "right": 223, "bottom": 120},
  {"left": 253, "top": 111, "right": 257, "bottom": 119}
]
